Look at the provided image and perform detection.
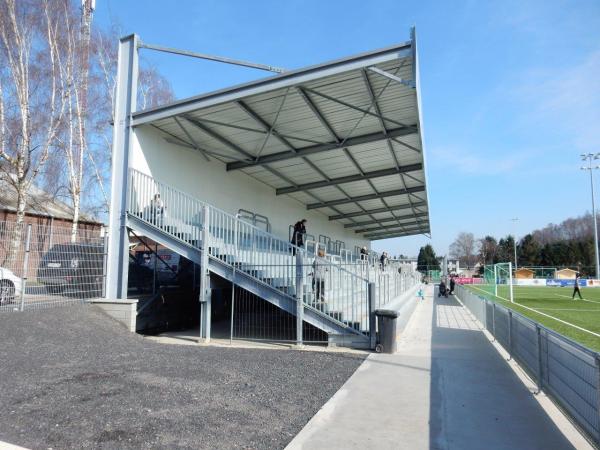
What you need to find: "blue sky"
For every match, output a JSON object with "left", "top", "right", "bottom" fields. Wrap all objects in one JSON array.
[{"left": 96, "top": 0, "right": 600, "bottom": 257}]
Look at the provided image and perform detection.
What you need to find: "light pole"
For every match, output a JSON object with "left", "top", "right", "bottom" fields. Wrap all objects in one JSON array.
[
  {"left": 511, "top": 218, "right": 519, "bottom": 271},
  {"left": 581, "top": 153, "right": 600, "bottom": 280}
]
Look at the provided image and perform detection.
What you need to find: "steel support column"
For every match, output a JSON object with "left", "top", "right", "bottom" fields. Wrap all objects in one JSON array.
[
  {"left": 106, "top": 34, "right": 139, "bottom": 299},
  {"left": 200, "top": 205, "right": 212, "bottom": 342},
  {"left": 295, "top": 252, "right": 304, "bottom": 346}
]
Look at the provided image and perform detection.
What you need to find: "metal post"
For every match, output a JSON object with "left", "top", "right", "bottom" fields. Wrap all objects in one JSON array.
[
  {"left": 536, "top": 326, "right": 543, "bottom": 393},
  {"left": 595, "top": 356, "right": 600, "bottom": 438},
  {"left": 591, "top": 165, "right": 600, "bottom": 280},
  {"left": 492, "top": 302, "right": 496, "bottom": 341},
  {"left": 19, "top": 224, "right": 32, "bottom": 312},
  {"left": 368, "top": 282, "right": 376, "bottom": 350},
  {"left": 106, "top": 34, "right": 139, "bottom": 299},
  {"left": 48, "top": 216, "right": 54, "bottom": 249},
  {"left": 101, "top": 231, "right": 108, "bottom": 299},
  {"left": 153, "top": 243, "right": 157, "bottom": 295},
  {"left": 230, "top": 271, "right": 235, "bottom": 345},
  {"left": 493, "top": 264, "right": 498, "bottom": 297},
  {"left": 200, "top": 205, "right": 211, "bottom": 342},
  {"left": 507, "top": 310, "right": 512, "bottom": 360},
  {"left": 230, "top": 217, "right": 238, "bottom": 345},
  {"left": 295, "top": 252, "right": 304, "bottom": 346},
  {"left": 513, "top": 237, "right": 518, "bottom": 272},
  {"left": 508, "top": 262, "right": 514, "bottom": 303}
]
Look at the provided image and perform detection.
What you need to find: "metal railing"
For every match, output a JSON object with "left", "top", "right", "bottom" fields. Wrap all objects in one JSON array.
[
  {"left": 455, "top": 284, "right": 600, "bottom": 446},
  {"left": 128, "top": 169, "right": 373, "bottom": 336},
  {"left": 237, "top": 208, "right": 271, "bottom": 233}
]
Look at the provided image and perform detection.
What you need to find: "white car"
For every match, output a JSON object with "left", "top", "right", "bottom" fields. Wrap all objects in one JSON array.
[{"left": 0, "top": 267, "right": 23, "bottom": 305}]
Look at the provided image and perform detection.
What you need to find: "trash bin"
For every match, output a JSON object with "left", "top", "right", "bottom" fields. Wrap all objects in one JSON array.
[{"left": 375, "top": 309, "right": 399, "bottom": 353}]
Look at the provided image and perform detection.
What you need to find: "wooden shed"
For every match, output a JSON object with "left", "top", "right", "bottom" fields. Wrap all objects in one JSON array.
[
  {"left": 515, "top": 268, "right": 535, "bottom": 279},
  {"left": 556, "top": 268, "right": 578, "bottom": 279}
]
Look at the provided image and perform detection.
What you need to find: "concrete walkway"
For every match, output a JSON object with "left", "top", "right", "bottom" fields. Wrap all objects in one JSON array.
[{"left": 286, "top": 286, "right": 592, "bottom": 450}]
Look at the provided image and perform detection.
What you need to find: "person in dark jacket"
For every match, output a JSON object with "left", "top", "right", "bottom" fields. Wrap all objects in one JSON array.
[
  {"left": 380, "top": 252, "right": 388, "bottom": 271},
  {"left": 449, "top": 276, "right": 456, "bottom": 295},
  {"left": 572, "top": 272, "right": 583, "bottom": 300},
  {"left": 360, "top": 246, "right": 368, "bottom": 261},
  {"left": 291, "top": 219, "right": 307, "bottom": 256}
]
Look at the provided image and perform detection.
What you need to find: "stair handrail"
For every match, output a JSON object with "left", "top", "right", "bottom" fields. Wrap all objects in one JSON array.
[
  {"left": 129, "top": 168, "right": 307, "bottom": 253},
  {"left": 128, "top": 168, "right": 369, "bottom": 280}
]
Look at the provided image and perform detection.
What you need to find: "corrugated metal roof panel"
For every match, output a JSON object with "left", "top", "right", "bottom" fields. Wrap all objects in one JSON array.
[{"left": 133, "top": 36, "right": 429, "bottom": 240}]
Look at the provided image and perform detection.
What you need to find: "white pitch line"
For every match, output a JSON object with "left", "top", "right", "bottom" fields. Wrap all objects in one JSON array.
[
  {"left": 536, "top": 308, "right": 600, "bottom": 312},
  {"left": 554, "top": 294, "right": 600, "bottom": 304},
  {"left": 464, "top": 286, "right": 600, "bottom": 339},
  {"left": 520, "top": 305, "right": 600, "bottom": 338}
]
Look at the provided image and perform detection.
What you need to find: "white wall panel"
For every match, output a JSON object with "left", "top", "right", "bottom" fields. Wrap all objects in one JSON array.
[{"left": 130, "top": 126, "right": 370, "bottom": 250}]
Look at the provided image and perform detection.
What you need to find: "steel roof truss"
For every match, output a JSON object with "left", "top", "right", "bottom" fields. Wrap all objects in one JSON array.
[{"left": 328, "top": 201, "right": 427, "bottom": 220}]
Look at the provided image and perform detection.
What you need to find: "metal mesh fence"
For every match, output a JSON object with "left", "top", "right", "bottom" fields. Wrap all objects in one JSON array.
[
  {"left": 230, "top": 279, "right": 328, "bottom": 344},
  {"left": 0, "top": 220, "right": 105, "bottom": 311},
  {"left": 455, "top": 284, "right": 600, "bottom": 446}
]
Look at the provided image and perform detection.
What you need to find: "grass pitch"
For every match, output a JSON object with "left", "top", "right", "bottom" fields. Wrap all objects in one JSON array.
[{"left": 464, "top": 284, "right": 600, "bottom": 352}]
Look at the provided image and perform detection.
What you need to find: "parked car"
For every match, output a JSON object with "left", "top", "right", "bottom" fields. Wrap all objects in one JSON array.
[
  {"left": 0, "top": 267, "right": 23, "bottom": 305},
  {"left": 37, "top": 243, "right": 104, "bottom": 297}
]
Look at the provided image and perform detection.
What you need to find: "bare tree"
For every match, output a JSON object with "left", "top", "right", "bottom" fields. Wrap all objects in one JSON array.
[
  {"left": 90, "top": 24, "right": 174, "bottom": 213},
  {"left": 0, "top": 0, "right": 66, "bottom": 266},
  {"left": 449, "top": 232, "right": 478, "bottom": 268},
  {"left": 50, "top": 0, "right": 93, "bottom": 241},
  {"left": 478, "top": 235, "right": 497, "bottom": 265}
]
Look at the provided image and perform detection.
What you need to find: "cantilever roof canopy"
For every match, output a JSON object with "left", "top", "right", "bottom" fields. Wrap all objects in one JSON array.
[{"left": 131, "top": 34, "right": 430, "bottom": 241}]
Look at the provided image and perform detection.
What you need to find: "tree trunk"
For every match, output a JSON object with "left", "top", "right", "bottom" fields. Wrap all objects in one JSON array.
[{"left": 4, "top": 182, "right": 28, "bottom": 271}]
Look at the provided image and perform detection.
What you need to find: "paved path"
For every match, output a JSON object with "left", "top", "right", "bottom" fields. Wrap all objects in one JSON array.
[{"left": 287, "top": 286, "right": 591, "bottom": 450}]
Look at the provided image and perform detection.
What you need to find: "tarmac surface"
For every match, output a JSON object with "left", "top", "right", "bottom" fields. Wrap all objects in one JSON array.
[
  {"left": 0, "top": 305, "right": 365, "bottom": 450},
  {"left": 286, "top": 285, "right": 592, "bottom": 450}
]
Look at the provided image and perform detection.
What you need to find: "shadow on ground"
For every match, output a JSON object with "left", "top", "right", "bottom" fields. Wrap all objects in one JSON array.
[
  {"left": 429, "top": 292, "right": 575, "bottom": 450},
  {"left": 0, "top": 305, "right": 365, "bottom": 450}
]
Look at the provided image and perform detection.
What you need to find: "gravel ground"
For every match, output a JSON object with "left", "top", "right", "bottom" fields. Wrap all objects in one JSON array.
[{"left": 0, "top": 305, "right": 365, "bottom": 449}]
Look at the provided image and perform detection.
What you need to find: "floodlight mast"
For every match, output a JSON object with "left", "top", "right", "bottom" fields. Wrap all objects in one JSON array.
[
  {"left": 511, "top": 217, "right": 519, "bottom": 272},
  {"left": 581, "top": 153, "right": 600, "bottom": 280}
]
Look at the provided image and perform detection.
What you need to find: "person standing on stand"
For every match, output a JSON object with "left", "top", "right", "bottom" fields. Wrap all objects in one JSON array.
[
  {"left": 291, "top": 219, "right": 307, "bottom": 255},
  {"left": 360, "top": 246, "right": 368, "bottom": 261}
]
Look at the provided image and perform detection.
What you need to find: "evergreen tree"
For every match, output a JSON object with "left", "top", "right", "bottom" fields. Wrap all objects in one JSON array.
[
  {"left": 479, "top": 235, "right": 497, "bottom": 265},
  {"left": 417, "top": 245, "right": 440, "bottom": 272},
  {"left": 519, "top": 234, "right": 540, "bottom": 266}
]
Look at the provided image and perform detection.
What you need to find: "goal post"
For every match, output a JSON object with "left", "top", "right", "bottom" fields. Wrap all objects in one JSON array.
[{"left": 482, "top": 262, "right": 514, "bottom": 303}]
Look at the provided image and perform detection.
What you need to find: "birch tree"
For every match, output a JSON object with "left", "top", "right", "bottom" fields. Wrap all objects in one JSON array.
[
  {"left": 52, "top": 0, "right": 93, "bottom": 241},
  {"left": 0, "top": 0, "right": 65, "bottom": 267}
]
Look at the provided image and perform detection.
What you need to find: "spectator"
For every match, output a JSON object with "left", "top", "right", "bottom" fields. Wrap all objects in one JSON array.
[
  {"left": 312, "top": 248, "right": 328, "bottom": 302},
  {"left": 360, "top": 246, "right": 368, "bottom": 261},
  {"left": 291, "top": 219, "right": 307, "bottom": 255},
  {"left": 149, "top": 193, "right": 165, "bottom": 227},
  {"left": 380, "top": 252, "right": 388, "bottom": 271}
]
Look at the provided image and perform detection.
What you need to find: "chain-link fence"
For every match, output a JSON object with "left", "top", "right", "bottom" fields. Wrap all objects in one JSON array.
[
  {"left": 0, "top": 220, "right": 106, "bottom": 311},
  {"left": 455, "top": 284, "right": 600, "bottom": 446}
]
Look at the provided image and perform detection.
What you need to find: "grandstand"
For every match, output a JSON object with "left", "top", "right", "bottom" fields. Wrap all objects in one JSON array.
[{"left": 105, "top": 30, "right": 430, "bottom": 347}]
